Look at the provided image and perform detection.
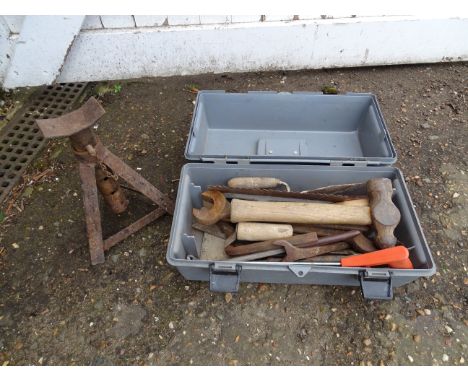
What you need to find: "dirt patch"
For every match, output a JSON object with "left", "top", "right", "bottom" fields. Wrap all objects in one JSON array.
[{"left": 0, "top": 63, "right": 467, "bottom": 365}]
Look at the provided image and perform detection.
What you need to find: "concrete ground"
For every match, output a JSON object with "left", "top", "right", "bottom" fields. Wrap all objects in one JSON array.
[{"left": 0, "top": 63, "right": 466, "bottom": 365}]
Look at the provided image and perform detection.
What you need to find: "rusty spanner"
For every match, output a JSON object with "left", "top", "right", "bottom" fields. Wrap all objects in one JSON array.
[
  {"left": 274, "top": 230, "right": 361, "bottom": 262},
  {"left": 274, "top": 241, "right": 349, "bottom": 262},
  {"left": 192, "top": 190, "right": 230, "bottom": 225}
]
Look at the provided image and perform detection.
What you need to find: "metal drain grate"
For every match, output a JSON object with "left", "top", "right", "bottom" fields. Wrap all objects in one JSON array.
[{"left": 0, "top": 82, "right": 87, "bottom": 203}]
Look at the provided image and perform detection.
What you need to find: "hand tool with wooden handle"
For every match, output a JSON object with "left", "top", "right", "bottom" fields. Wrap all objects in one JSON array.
[
  {"left": 230, "top": 199, "right": 372, "bottom": 225},
  {"left": 367, "top": 178, "right": 401, "bottom": 248},
  {"left": 236, "top": 222, "right": 293, "bottom": 241},
  {"left": 192, "top": 190, "right": 230, "bottom": 225},
  {"left": 308, "top": 246, "right": 413, "bottom": 269},
  {"left": 227, "top": 177, "right": 291, "bottom": 191},
  {"left": 337, "top": 198, "right": 369, "bottom": 207}
]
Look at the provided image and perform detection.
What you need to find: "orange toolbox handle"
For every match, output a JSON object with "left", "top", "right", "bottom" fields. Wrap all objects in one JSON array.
[{"left": 341, "top": 246, "right": 414, "bottom": 269}]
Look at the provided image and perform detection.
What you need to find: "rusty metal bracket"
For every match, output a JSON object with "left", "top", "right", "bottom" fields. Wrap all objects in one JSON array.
[{"left": 36, "top": 97, "right": 174, "bottom": 265}]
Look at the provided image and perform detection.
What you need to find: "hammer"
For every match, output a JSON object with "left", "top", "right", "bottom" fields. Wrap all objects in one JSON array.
[{"left": 230, "top": 178, "right": 401, "bottom": 249}]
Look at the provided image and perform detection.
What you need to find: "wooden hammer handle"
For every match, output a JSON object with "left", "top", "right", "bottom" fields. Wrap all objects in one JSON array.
[
  {"left": 230, "top": 199, "right": 372, "bottom": 225},
  {"left": 367, "top": 178, "right": 401, "bottom": 248},
  {"left": 236, "top": 222, "right": 293, "bottom": 241},
  {"left": 227, "top": 177, "right": 289, "bottom": 190}
]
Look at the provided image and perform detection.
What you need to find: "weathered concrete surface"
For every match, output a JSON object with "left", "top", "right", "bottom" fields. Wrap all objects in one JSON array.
[{"left": 0, "top": 63, "right": 466, "bottom": 365}]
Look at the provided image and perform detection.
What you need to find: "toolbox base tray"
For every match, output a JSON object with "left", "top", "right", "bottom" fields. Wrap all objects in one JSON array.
[{"left": 166, "top": 163, "right": 435, "bottom": 299}]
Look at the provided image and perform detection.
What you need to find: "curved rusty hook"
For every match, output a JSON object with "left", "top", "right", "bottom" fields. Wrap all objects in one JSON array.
[{"left": 192, "top": 190, "right": 230, "bottom": 225}]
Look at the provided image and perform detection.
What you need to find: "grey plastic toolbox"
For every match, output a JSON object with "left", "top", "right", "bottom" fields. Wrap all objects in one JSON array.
[{"left": 166, "top": 91, "right": 436, "bottom": 300}]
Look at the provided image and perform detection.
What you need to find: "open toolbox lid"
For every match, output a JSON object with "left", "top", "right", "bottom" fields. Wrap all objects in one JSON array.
[{"left": 185, "top": 91, "right": 397, "bottom": 166}]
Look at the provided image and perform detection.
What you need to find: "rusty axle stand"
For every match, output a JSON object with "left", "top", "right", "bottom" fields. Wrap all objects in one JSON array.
[{"left": 36, "top": 97, "right": 174, "bottom": 265}]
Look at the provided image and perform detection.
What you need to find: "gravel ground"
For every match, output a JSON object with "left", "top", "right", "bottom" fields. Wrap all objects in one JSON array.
[{"left": 0, "top": 63, "right": 466, "bottom": 366}]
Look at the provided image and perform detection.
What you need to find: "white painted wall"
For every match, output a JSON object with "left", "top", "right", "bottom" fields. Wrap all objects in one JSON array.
[
  {"left": 2, "top": 16, "right": 84, "bottom": 88},
  {"left": 1, "top": 15, "right": 467, "bottom": 88},
  {"left": 2, "top": 16, "right": 24, "bottom": 33},
  {"left": 0, "top": 18, "right": 17, "bottom": 83}
]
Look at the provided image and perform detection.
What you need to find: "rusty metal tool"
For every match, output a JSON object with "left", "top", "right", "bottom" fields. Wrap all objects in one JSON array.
[
  {"left": 222, "top": 249, "right": 285, "bottom": 262},
  {"left": 299, "top": 254, "right": 346, "bottom": 262},
  {"left": 292, "top": 224, "right": 376, "bottom": 253},
  {"left": 302, "top": 182, "right": 367, "bottom": 195},
  {"left": 192, "top": 222, "right": 228, "bottom": 239},
  {"left": 367, "top": 178, "right": 401, "bottom": 248},
  {"left": 320, "top": 250, "right": 358, "bottom": 256},
  {"left": 293, "top": 224, "right": 359, "bottom": 236},
  {"left": 192, "top": 221, "right": 235, "bottom": 240},
  {"left": 308, "top": 246, "right": 414, "bottom": 269},
  {"left": 222, "top": 250, "right": 352, "bottom": 263},
  {"left": 346, "top": 233, "right": 377, "bottom": 253},
  {"left": 298, "top": 230, "right": 360, "bottom": 248},
  {"left": 192, "top": 190, "right": 230, "bottom": 225},
  {"left": 214, "top": 191, "right": 333, "bottom": 203},
  {"left": 95, "top": 166, "right": 128, "bottom": 214},
  {"left": 208, "top": 185, "right": 362, "bottom": 202},
  {"left": 218, "top": 221, "right": 236, "bottom": 237},
  {"left": 274, "top": 240, "right": 350, "bottom": 262},
  {"left": 273, "top": 230, "right": 360, "bottom": 262},
  {"left": 36, "top": 97, "right": 174, "bottom": 265},
  {"left": 225, "top": 231, "right": 318, "bottom": 257}
]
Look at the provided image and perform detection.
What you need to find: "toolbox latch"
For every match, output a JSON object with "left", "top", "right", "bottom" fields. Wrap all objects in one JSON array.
[
  {"left": 209, "top": 263, "right": 242, "bottom": 293},
  {"left": 359, "top": 270, "right": 393, "bottom": 300}
]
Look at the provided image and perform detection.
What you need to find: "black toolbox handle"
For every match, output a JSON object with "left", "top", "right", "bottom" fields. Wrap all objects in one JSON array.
[
  {"left": 209, "top": 263, "right": 242, "bottom": 293},
  {"left": 359, "top": 270, "right": 393, "bottom": 300}
]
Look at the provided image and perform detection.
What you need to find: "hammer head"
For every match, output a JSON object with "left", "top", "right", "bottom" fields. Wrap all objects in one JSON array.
[
  {"left": 36, "top": 97, "right": 105, "bottom": 138},
  {"left": 367, "top": 178, "right": 401, "bottom": 249}
]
